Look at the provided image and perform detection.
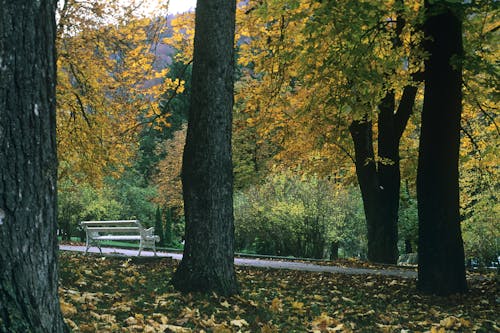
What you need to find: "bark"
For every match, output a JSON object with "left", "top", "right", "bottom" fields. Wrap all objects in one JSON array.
[
  {"left": 350, "top": 85, "right": 417, "bottom": 264},
  {"left": 0, "top": 1, "right": 67, "bottom": 332},
  {"left": 417, "top": 1, "right": 467, "bottom": 295},
  {"left": 171, "top": 0, "right": 239, "bottom": 296},
  {"left": 330, "top": 241, "right": 339, "bottom": 260},
  {"left": 404, "top": 239, "right": 412, "bottom": 254}
]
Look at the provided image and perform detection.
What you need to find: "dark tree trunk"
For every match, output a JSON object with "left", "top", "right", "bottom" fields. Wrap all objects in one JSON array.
[
  {"left": 349, "top": 71, "right": 419, "bottom": 264},
  {"left": 171, "top": 0, "right": 239, "bottom": 296},
  {"left": 405, "top": 239, "right": 412, "bottom": 254},
  {"left": 0, "top": 1, "right": 67, "bottom": 332},
  {"left": 417, "top": 1, "right": 467, "bottom": 295},
  {"left": 330, "top": 241, "right": 339, "bottom": 260}
]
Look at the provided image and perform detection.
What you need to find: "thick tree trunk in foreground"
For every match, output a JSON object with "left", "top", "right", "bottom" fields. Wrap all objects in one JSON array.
[
  {"left": 171, "top": 0, "right": 239, "bottom": 296},
  {"left": 0, "top": 1, "right": 67, "bottom": 332},
  {"left": 417, "top": 1, "right": 467, "bottom": 295}
]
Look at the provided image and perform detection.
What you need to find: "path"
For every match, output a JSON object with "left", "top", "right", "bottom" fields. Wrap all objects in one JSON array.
[{"left": 59, "top": 245, "right": 417, "bottom": 279}]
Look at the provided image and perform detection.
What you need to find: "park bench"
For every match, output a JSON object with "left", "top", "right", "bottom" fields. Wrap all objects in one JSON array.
[{"left": 80, "top": 220, "right": 160, "bottom": 256}]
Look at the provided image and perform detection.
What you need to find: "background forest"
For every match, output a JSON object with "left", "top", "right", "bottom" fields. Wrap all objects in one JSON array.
[{"left": 56, "top": 0, "right": 498, "bottom": 265}]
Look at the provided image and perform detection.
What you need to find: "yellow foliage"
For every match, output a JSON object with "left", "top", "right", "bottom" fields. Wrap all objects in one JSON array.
[
  {"left": 56, "top": 0, "right": 181, "bottom": 186},
  {"left": 154, "top": 125, "right": 187, "bottom": 211}
]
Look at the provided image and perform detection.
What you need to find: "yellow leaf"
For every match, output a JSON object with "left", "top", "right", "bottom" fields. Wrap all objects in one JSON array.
[
  {"left": 230, "top": 318, "right": 249, "bottom": 328},
  {"left": 220, "top": 300, "right": 231, "bottom": 308},
  {"left": 270, "top": 297, "right": 283, "bottom": 313},
  {"left": 164, "top": 324, "right": 192, "bottom": 333},
  {"left": 60, "top": 300, "right": 77, "bottom": 317},
  {"left": 153, "top": 313, "right": 169, "bottom": 325},
  {"left": 125, "top": 316, "right": 138, "bottom": 326}
]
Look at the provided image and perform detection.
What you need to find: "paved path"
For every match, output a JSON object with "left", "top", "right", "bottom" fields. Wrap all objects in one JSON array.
[{"left": 59, "top": 245, "right": 417, "bottom": 279}]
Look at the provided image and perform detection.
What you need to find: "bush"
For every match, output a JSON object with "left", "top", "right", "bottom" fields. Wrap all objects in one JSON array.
[{"left": 234, "top": 173, "right": 366, "bottom": 259}]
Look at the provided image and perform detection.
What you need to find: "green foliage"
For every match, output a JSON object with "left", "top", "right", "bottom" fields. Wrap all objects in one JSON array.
[
  {"left": 398, "top": 183, "right": 418, "bottom": 254},
  {"left": 108, "top": 169, "right": 157, "bottom": 227},
  {"left": 58, "top": 182, "right": 123, "bottom": 240},
  {"left": 155, "top": 206, "right": 165, "bottom": 247},
  {"left": 234, "top": 173, "right": 366, "bottom": 259},
  {"left": 58, "top": 169, "right": 157, "bottom": 239},
  {"left": 164, "top": 206, "right": 174, "bottom": 246}
]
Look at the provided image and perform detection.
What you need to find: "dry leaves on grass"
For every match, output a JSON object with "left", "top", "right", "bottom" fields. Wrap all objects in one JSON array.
[{"left": 59, "top": 252, "right": 499, "bottom": 332}]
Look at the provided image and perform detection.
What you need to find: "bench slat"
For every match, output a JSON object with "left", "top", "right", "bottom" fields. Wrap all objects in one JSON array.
[
  {"left": 86, "top": 227, "right": 140, "bottom": 233},
  {"left": 81, "top": 220, "right": 139, "bottom": 226},
  {"left": 92, "top": 235, "right": 142, "bottom": 240}
]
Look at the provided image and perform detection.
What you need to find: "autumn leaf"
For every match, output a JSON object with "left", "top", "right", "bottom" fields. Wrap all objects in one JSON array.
[{"left": 60, "top": 299, "right": 77, "bottom": 317}]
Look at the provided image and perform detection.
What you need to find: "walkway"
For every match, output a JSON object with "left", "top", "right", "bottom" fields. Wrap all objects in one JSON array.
[{"left": 59, "top": 245, "right": 417, "bottom": 279}]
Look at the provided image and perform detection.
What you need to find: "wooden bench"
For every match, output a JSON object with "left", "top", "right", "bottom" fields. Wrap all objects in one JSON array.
[{"left": 80, "top": 220, "right": 160, "bottom": 256}]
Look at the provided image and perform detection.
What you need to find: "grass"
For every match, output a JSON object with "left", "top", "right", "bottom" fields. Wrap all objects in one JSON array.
[{"left": 58, "top": 251, "right": 499, "bottom": 332}]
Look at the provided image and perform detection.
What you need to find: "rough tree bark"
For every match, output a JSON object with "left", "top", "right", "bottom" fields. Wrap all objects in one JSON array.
[
  {"left": 0, "top": 0, "right": 67, "bottom": 332},
  {"left": 171, "top": 0, "right": 239, "bottom": 296},
  {"left": 417, "top": 1, "right": 467, "bottom": 295}
]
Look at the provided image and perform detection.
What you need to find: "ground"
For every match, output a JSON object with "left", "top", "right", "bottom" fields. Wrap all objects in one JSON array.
[{"left": 58, "top": 252, "right": 498, "bottom": 332}]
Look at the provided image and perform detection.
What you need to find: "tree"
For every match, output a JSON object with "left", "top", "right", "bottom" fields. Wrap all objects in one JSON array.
[
  {"left": 0, "top": 1, "right": 67, "bottom": 331},
  {"left": 155, "top": 206, "right": 165, "bottom": 246},
  {"left": 171, "top": 0, "right": 239, "bottom": 295},
  {"left": 164, "top": 207, "right": 174, "bottom": 246},
  {"left": 237, "top": 0, "right": 424, "bottom": 264},
  {"left": 56, "top": 0, "right": 174, "bottom": 186},
  {"left": 417, "top": 1, "right": 467, "bottom": 295}
]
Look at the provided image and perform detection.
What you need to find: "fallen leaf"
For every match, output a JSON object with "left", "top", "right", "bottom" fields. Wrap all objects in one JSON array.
[{"left": 230, "top": 318, "right": 249, "bottom": 327}]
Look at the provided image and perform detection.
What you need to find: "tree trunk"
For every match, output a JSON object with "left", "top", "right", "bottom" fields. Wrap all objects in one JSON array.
[
  {"left": 0, "top": 1, "right": 67, "bottom": 332},
  {"left": 349, "top": 82, "right": 418, "bottom": 264},
  {"left": 349, "top": 117, "right": 398, "bottom": 264},
  {"left": 405, "top": 239, "right": 412, "bottom": 254},
  {"left": 171, "top": 0, "right": 239, "bottom": 296},
  {"left": 330, "top": 241, "right": 339, "bottom": 260},
  {"left": 417, "top": 1, "right": 467, "bottom": 295}
]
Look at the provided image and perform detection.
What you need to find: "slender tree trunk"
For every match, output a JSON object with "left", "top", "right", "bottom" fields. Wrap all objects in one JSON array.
[
  {"left": 172, "top": 0, "right": 239, "bottom": 296},
  {"left": 405, "top": 239, "right": 412, "bottom": 254},
  {"left": 0, "top": 1, "right": 67, "bottom": 332},
  {"left": 330, "top": 241, "right": 339, "bottom": 260},
  {"left": 417, "top": 1, "right": 467, "bottom": 295}
]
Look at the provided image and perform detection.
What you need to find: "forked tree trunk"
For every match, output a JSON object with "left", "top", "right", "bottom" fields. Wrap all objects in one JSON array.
[
  {"left": 171, "top": 0, "right": 239, "bottom": 296},
  {"left": 348, "top": 5, "right": 419, "bottom": 264},
  {"left": 349, "top": 85, "right": 417, "bottom": 265},
  {"left": 417, "top": 1, "right": 467, "bottom": 295},
  {"left": 0, "top": 1, "right": 67, "bottom": 332}
]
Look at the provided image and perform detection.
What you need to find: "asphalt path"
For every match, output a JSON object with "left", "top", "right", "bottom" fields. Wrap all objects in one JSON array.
[{"left": 59, "top": 245, "right": 417, "bottom": 279}]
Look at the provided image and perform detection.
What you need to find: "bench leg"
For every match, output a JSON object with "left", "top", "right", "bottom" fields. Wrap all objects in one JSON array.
[{"left": 85, "top": 236, "right": 90, "bottom": 254}]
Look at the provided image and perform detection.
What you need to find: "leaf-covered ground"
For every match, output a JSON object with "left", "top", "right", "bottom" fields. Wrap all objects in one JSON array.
[{"left": 58, "top": 252, "right": 498, "bottom": 332}]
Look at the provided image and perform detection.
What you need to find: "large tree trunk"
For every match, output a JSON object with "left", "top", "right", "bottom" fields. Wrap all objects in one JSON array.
[
  {"left": 171, "top": 0, "right": 239, "bottom": 296},
  {"left": 417, "top": 1, "right": 467, "bottom": 295},
  {"left": 0, "top": 1, "right": 67, "bottom": 332}
]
